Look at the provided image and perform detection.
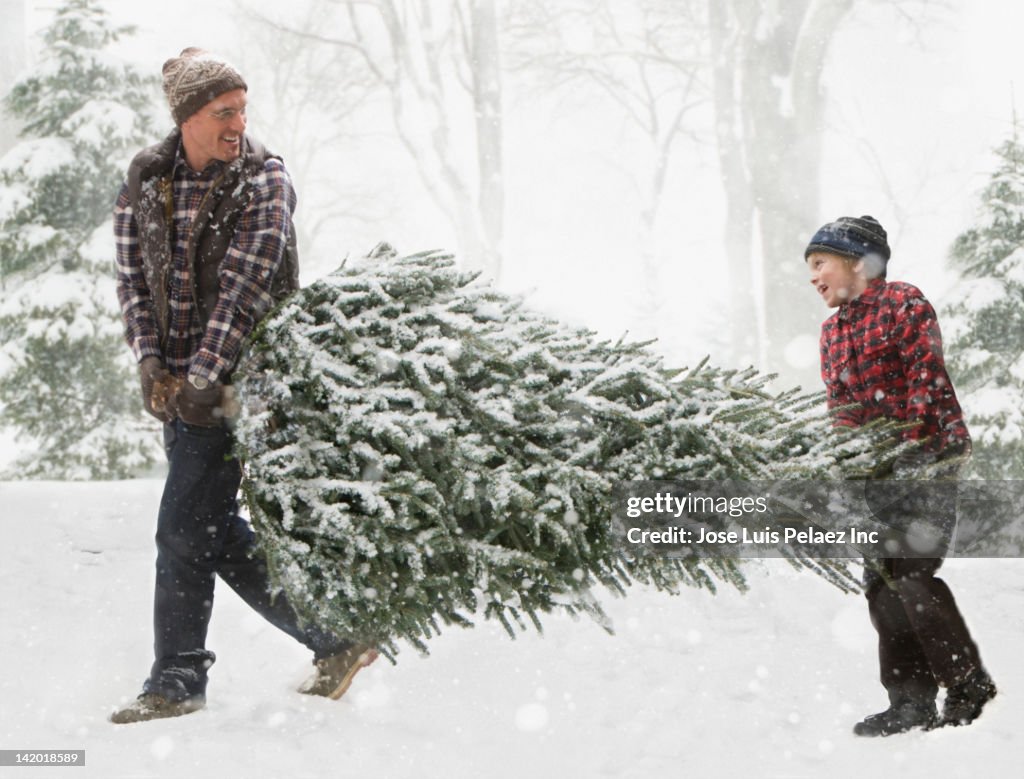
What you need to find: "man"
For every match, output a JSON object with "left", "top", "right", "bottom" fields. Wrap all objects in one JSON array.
[
  {"left": 805, "top": 215, "right": 996, "bottom": 737},
  {"left": 111, "top": 48, "right": 376, "bottom": 724}
]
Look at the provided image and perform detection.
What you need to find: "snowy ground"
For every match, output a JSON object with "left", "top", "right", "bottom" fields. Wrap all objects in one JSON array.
[{"left": 0, "top": 480, "right": 1020, "bottom": 779}]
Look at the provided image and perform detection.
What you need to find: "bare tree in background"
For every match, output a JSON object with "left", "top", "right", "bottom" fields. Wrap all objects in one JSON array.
[
  {"left": 262, "top": 0, "right": 505, "bottom": 281},
  {"left": 242, "top": 0, "right": 944, "bottom": 378},
  {"left": 505, "top": 0, "right": 856, "bottom": 367},
  {"left": 506, "top": 0, "right": 707, "bottom": 333},
  {"left": 709, "top": 0, "right": 855, "bottom": 373},
  {"left": 508, "top": 0, "right": 706, "bottom": 256},
  {"left": 240, "top": 2, "right": 379, "bottom": 269}
]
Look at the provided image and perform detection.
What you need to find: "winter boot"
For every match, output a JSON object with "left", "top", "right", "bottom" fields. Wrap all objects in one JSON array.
[
  {"left": 941, "top": 669, "right": 997, "bottom": 727},
  {"left": 853, "top": 700, "right": 938, "bottom": 737},
  {"left": 109, "top": 693, "right": 205, "bottom": 725},
  {"left": 298, "top": 645, "right": 379, "bottom": 700}
]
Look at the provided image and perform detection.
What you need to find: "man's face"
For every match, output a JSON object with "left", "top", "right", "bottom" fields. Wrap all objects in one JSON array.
[
  {"left": 180, "top": 88, "right": 247, "bottom": 171},
  {"left": 807, "top": 251, "right": 865, "bottom": 308}
]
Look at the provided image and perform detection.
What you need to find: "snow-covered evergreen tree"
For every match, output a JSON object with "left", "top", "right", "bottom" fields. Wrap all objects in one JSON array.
[
  {"left": 0, "top": 0, "right": 160, "bottom": 478},
  {"left": 234, "top": 248, "right": 901, "bottom": 657},
  {"left": 943, "top": 127, "right": 1024, "bottom": 481}
]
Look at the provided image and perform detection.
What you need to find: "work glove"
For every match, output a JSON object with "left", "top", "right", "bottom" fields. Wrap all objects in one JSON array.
[
  {"left": 167, "top": 379, "right": 227, "bottom": 428},
  {"left": 139, "top": 356, "right": 173, "bottom": 423}
]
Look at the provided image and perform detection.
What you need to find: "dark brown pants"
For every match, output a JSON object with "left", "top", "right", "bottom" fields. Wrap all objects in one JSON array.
[{"left": 864, "top": 557, "right": 982, "bottom": 705}]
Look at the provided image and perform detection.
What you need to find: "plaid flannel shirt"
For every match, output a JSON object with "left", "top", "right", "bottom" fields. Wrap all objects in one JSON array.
[
  {"left": 114, "top": 144, "right": 296, "bottom": 384},
  {"left": 819, "top": 278, "right": 970, "bottom": 453}
]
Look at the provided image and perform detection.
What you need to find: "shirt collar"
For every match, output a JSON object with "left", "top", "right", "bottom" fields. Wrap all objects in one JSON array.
[
  {"left": 837, "top": 278, "right": 885, "bottom": 321},
  {"left": 172, "top": 139, "right": 227, "bottom": 180}
]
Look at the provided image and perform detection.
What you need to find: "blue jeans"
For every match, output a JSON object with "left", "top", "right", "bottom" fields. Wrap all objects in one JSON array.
[{"left": 144, "top": 420, "right": 348, "bottom": 701}]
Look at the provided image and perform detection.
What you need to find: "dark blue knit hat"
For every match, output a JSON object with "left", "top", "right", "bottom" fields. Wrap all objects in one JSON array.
[{"left": 804, "top": 215, "right": 891, "bottom": 262}]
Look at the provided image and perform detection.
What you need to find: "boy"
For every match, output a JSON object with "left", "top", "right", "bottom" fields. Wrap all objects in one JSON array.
[{"left": 805, "top": 215, "right": 996, "bottom": 737}]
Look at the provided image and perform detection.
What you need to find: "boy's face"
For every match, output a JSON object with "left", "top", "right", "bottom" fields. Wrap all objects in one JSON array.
[{"left": 806, "top": 251, "right": 866, "bottom": 308}]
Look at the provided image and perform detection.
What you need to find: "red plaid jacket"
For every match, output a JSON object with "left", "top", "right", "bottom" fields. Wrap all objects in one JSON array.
[{"left": 819, "top": 279, "right": 970, "bottom": 454}]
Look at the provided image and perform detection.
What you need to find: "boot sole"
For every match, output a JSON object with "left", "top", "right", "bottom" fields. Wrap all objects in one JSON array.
[
  {"left": 853, "top": 720, "right": 935, "bottom": 737},
  {"left": 110, "top": 697, "right": 205, "bottom": 725}
]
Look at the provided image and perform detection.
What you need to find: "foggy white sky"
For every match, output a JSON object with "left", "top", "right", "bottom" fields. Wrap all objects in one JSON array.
[{"left": 12, "top": 0, "right": 1024, "bottom": 382}]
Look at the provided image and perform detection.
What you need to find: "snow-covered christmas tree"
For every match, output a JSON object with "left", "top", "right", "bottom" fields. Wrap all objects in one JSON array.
[
  {"left": 943, "top": 125, "right": 1024, "bottom": 481},
  {"left": 234, "top": 247, "right": 901, "bottom": 657},
  {"left": 0, "top": 0, "right": 161, "bottom": 478}
]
